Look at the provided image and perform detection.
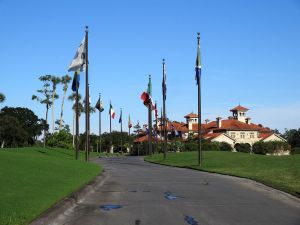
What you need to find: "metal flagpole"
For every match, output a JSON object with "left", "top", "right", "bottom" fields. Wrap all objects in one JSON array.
[
  {"left": 155, "top": 102, "right": 158, "bottom": 154},
  {"left": 120, "top": 108, "right": 122, "bottom": 151},
  {"left": 98, "top": 93, "right": 101, "bottom": 157},
  {"left": 85, "top": 26, "right": 89, "bottom": 162},
  {"left": 196, "top": 32, "right": 202, "bottom": 167},
  {"left": 162, "top": 59, "right": 167, "bottom": 160},
  {"left": 148, "top": 75, "right": 153, "bottom": 156},
  {"left": 110, "top": 100, "right": 112, "bottom": 152},
  {"left": 75, "top": 71, "right": 79, "bottom": 160}
]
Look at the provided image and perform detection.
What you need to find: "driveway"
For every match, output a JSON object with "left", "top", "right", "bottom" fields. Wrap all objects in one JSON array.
[{"left": 59, "top": 156, "right": 300, "bottom": 225}]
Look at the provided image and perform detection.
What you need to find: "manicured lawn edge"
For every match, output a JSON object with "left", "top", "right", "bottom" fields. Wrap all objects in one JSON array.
[{"left": 144, "top": 156, "right": 300, "bottom": 198}]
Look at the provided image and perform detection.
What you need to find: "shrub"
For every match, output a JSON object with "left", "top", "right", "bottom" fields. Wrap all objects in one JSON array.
[
  {"left": 219, "top": 142, "right": 233, "bottom": 151},
  {"left": 291, "top": 147, "right": 300, "bottom": 155},
  {"left": 46, "top": 130, "right": 73, "bottom": 149},
  {"left": 235, "top": 143, "right": 251, "bottom": 153},
  {"left": 252, "top": 141, "right": 291, "bottom": 155},
  {"left": 202, "top": 142, "right": 220, "bottom": 151}
]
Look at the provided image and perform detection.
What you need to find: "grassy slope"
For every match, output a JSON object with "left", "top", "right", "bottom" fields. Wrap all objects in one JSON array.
[
  {"left": 145, "top": 151, "right": 300, "bottom": 197},
  {"left": 0, "top": 147, "right": 102, "bottom": 225}
]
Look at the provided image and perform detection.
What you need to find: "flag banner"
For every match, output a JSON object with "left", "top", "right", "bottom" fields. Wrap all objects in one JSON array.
[
  {"left": 154, "top": 102, "right": 158, "bottom": 118},
  {"left": 195, "top": 35, "right": 201, "bottom": 85},
  {"left": 162, "top": 62, "right": 167, "bottom": 100},
  {"left": 71, "top": 71, "right": 80, "bottom": 92},
  {"left": 68, "top": 37, "right": 86, "bottom": 72},
  {"left": 95, "top": 99, "right": 104, "bottom": 112},
  {"left": 140, "top": 91, "right": 151, "bottom": 106},
  {"left": 109, "top": 103, "right": 115, "bottom": 119},
  {"left": 128, "top": 115, "right": 132, "bottom": 128},
  {"left": 119, "top": 110, "right": 122, "bottom": 123}
]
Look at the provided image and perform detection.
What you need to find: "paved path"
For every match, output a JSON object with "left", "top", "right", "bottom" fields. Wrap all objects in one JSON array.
[{"left": 59, "top": 157, "right": 300, "bottom": 225}]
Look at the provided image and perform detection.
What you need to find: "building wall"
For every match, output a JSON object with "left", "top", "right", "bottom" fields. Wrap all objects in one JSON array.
[
  {"left": 226, "top": 130, "right": 260, "bottom": 145},
  {"left": 211, "top": 134, "right": 235, "bottom": 147}
]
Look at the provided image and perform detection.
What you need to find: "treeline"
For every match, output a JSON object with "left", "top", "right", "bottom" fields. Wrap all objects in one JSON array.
[{"left": 46, "top": 130, "right": 134, "bottom": 152}]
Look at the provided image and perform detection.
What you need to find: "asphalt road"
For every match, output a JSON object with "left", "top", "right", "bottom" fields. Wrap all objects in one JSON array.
[{"left": 59, "top": 156, "right": 300, "bottom": 225}]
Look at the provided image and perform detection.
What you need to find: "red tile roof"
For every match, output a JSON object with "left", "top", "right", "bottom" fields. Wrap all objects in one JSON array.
[
  {"left": 200, "top": 119, "right": 270, "bottom": 132},
  {"left": 259, "top": 133, "right": 273, "bottom": 140},
  {"left": 230, "top": 105, "right": 249, "bottom": 112},
  {"left": 134, "top": 135, "right": 162, "bottom": 143},
  {"left": 203, "top": 133, "right": 222, "bottom": 141},
  {"left": 184, "top": 113, "right": 198, "bottom": 118}
]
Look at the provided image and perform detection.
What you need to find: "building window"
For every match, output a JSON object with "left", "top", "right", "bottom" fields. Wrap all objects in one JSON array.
[
  {"left": 240, "top": 132, "right": 245, "bottom": 139},
  {"left": 250, "top": 132, "right": 254, "bottom": 139}
]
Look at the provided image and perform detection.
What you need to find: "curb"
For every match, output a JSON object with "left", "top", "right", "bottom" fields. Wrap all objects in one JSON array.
[{"left": 30, "top": 171, "right": 108, "bottom": 225}]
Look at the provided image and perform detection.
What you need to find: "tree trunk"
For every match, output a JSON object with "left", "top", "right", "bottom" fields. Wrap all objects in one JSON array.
[
  {"left": 1, "top": 140, "right": 4, "bottom": 148},
  {"left": 59, "top": 89, "right": 67, "bottom": 130},
  {"left": 44, "top": 105, "right": 49, "bottom": 148},
  {"left": 52, "top": 89, "right": 55, "bottom": 133}
]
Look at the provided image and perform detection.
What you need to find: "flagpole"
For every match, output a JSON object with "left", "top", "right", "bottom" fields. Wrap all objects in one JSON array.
[
  {"left": 84, "top": 26, "right": 89, "bottom": 162},
  {"left": 98, "top": 93, "right": 101, "bottom": 156},
  {"left": 110, "top": 100, "right": 112, "bottom": 153},
  {"left": 197, "top": 32, "right": 202, "bottom": 167},
  {"left": 148, "top": 75, "right": 153, "bottom": 156},
  {"left": 75, "top": 71, "right": 79, "bottom": 160},
  {"left": 120, "top": 108, "right": 123, "bottom": 151},
  {"left": 155, "top": 102, "right": 158, "bottom": 154},
  {"left": 162, "top": 59, "right": 167, "bottom": 160}
]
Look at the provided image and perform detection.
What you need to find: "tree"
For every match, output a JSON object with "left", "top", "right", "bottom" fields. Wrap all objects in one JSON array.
[
  {"left": 32, "top": 75, "right": 52, "bottom": 148},
  {"left": 59, "top": 75, "right": 72, "bottom": 131},
  {"left": 50, "top": 76, "right": 61, "bottom": 133},
  {"left": 0, "top": 115, "right": 27, "bottom": 148},
  {"left": 0, "top": 92, "right": 6, "bottom": 104},
  {"left": 0, "top": 107, "right": 46, "bottom": 146},
  {"left": 283, "top": 128, "right": 300, "bottom": 148}
]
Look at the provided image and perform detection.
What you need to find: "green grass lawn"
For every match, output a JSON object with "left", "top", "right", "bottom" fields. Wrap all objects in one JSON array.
[
  {"left": 145, "top": 151, "right": 300, "bottom": 197},
  {"left": 0, "top": 147, "right": 102, "bottom": 225}
]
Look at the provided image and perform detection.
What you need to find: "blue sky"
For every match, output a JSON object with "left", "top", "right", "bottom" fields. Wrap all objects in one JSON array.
[{"left": 0, "top": 0, "right": 300, "bottom": 134}]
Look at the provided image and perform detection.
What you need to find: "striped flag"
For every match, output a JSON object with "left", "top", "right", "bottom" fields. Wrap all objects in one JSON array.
[{"left": 109, "top": 102, "right": 115, "bottom": 119}]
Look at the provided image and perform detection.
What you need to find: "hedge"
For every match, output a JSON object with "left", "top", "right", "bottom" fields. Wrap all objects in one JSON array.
[{"left": 252, "top": 141, "right": 291, "bottom": 155}]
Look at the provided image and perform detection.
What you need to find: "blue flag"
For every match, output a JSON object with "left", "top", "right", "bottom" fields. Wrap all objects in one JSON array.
[
  {"left": 71, "top": 71, "right": 80, "bottom": 92},
  {"left": 119, "top": 109, "right": 122, "bottom": 123},
  {"left": 195, "top": 33, "right": 201, "bottom": 86}
]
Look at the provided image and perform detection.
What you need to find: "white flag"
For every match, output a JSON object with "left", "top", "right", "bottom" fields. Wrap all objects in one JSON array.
[{"left": 68, "top": 37, "right": 86, "bottom": 72}]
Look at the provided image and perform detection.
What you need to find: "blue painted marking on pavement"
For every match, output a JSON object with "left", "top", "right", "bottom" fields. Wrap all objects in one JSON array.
[
  {"left": 184, "top": 216, "right": 199, "bottom": 225},
  {"left": 164, "top": 191, "right": 183, "bottom": 200},
  {"left": 100, "top": 204, "right": 123, "bottom": 211}
]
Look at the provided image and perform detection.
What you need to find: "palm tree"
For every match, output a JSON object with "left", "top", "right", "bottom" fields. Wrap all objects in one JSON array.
[
  {"left": 0, "top": 93, "right": 6, "bottom": 104},
  {"left": 50, "top": 76, "right": 61, "bottom": 133},
  {"left": 68, "top": 93, "right": 95, "bottom": 147},
  {"left": 59, "top": 75, "right": 71, "bottom": 131},
  {"left": 32, "top": 75, "right": 52, "bottom": 148},
  {"left": 68, "top": 93, "right": 82, "bottom": 147}
]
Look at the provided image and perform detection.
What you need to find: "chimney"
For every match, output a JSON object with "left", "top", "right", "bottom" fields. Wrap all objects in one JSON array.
[
  {"left": 245, "top": 117, "right": 251, "bottom": 124},
  {"left": 228, "top": 116, "right": 233, "bottom": 120},
  {"left": 205, "top": 119, "right": 210, "bottom": 124},
  {"left": 216, "top": 117, "right": 222, "bottom": 128}
]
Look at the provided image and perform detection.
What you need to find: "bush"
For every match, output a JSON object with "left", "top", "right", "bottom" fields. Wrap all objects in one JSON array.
[
  {"left": 219, "top": 142, "right": 233, "bottom": 151},
  {"left": 252, "top": 141, "right": 291, "bottom": 155},
  {"left": 235, "top": 143, "right": 251, "bottom": 153},
  {"left": 46, "top": 130, "right": 73, "bottom": 149},
  {"left": 291, "top": 147, "right": 300, "bottom": 155}
]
